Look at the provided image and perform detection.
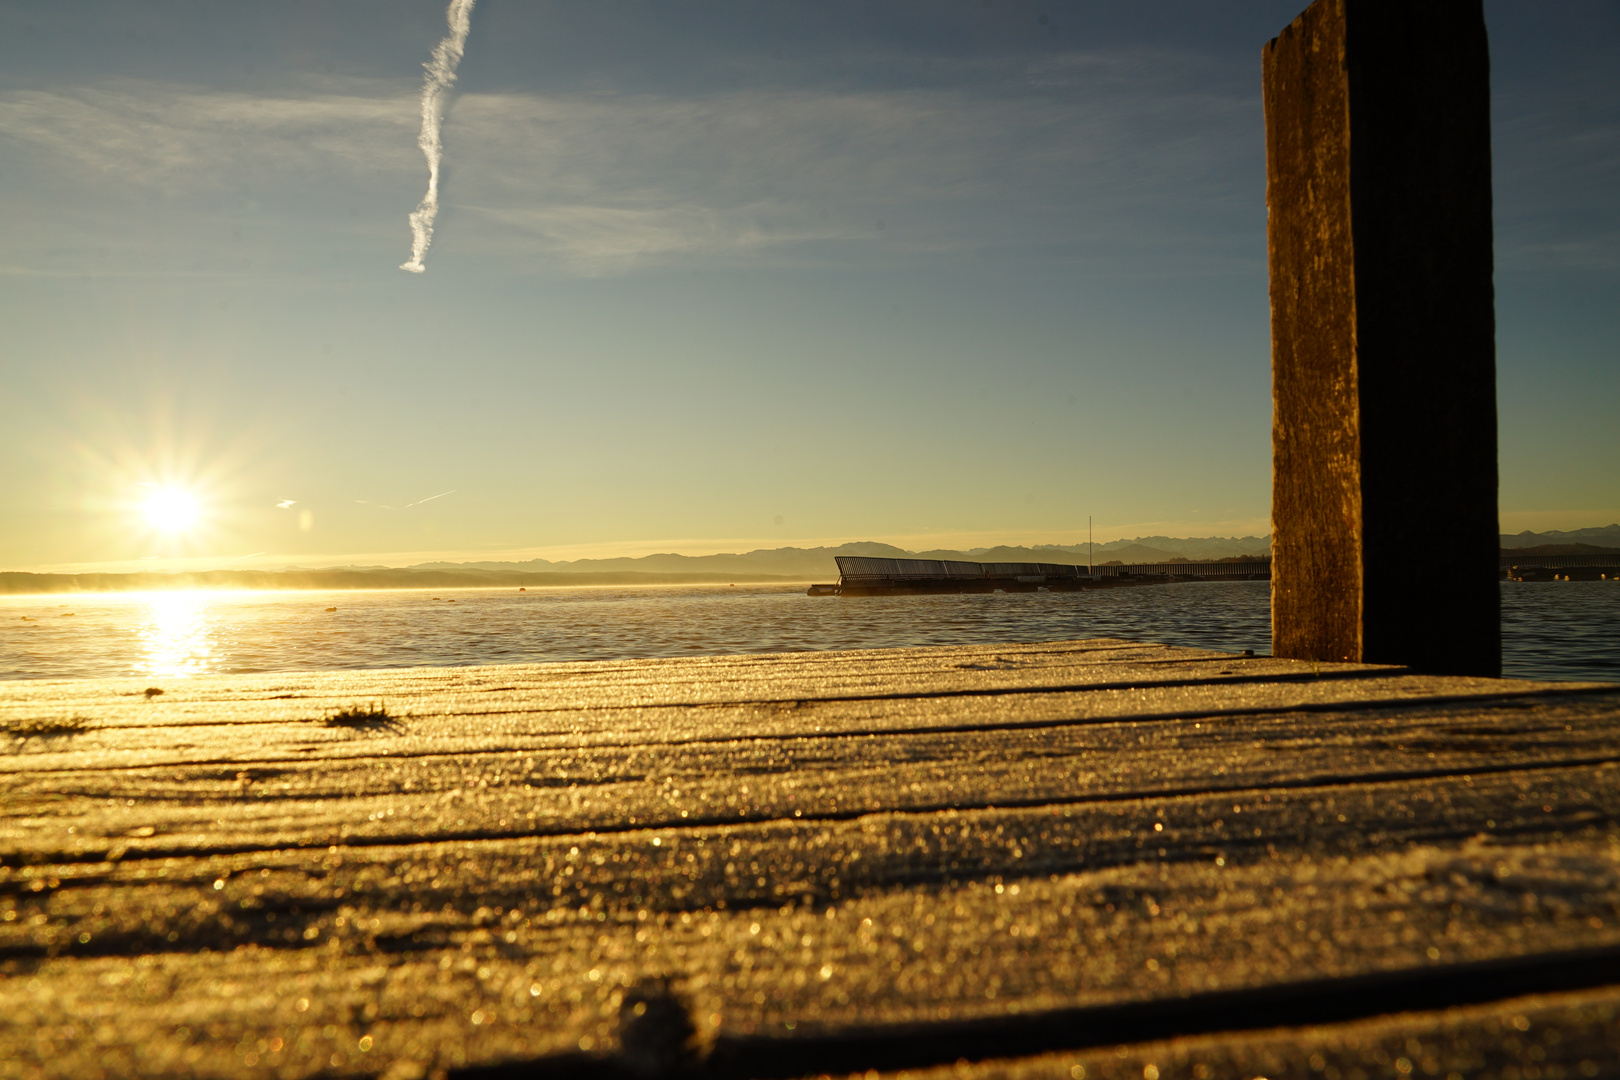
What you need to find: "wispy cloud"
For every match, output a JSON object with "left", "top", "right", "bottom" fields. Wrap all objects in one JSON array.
[
  {"left": 2, "top": 36, "right": 1615, "bottom": 280},
  {"left": 0, "top": 49, "right": 1265, "bottom": 277},
  {"left": 1492, "top": 101, "right": 1620, "bottom": 272},
  {"left": 434, "top": 60, "right": 1259, "bottom": 274},
  {"left": 0, "top": 79, "right": 417, "bottom": 275},
  {"left": 0, "top": 81, "right": 415, "bottom": 183}
]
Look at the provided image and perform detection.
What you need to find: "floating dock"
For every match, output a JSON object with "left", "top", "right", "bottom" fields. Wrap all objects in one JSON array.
[
  {"left": 4, "top": 640, "right": 1619, "bottom": 1078},
  {"left": 811, "top": 556, "right": 1271, "bottom": 596}
]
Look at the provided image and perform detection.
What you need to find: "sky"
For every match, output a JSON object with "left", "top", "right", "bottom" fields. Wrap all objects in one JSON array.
[{"left": 1, "top": 0, "right": 1616, "bottom": 573}]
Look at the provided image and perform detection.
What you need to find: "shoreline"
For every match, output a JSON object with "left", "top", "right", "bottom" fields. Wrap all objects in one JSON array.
[{"left": 0, "top": 570, "right": 812, "bottom": 595}]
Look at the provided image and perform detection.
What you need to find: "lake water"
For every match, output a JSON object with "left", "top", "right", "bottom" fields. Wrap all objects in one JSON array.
[{"left": 1, "top": 581, "right": 1615, "bottom": 683}]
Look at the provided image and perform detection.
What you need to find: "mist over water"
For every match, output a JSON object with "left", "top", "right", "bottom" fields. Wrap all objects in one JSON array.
[{"left": 2, "top": 582, "right": 1613, "bottom": 683}]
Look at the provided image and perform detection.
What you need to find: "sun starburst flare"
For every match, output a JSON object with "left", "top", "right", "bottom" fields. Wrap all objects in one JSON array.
[{"left": 139, "top": 485, "right": 203, "bottom": 536}]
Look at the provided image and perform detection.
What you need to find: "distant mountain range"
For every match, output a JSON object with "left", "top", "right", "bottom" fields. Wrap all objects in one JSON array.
[
  {"left": 1499, "top": 524, "right": 1620, "bottom": 551},
  {"left": 9, "top": 528, "right": 1613, "bottom": 595},
  {"left": 401, "top": 524, "right": 1619, "bottom": 579},
  {"left": 409, "top": 536, "right": 1277, "bottom": 580}
]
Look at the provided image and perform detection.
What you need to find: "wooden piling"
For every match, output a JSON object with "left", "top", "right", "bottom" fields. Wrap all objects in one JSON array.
[{"left": 1264, "top": 0, "right": 1500, "bottom": 675}]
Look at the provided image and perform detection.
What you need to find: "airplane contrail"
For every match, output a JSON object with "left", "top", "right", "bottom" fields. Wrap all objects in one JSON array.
[
  {"left": 356, "top": 490, "right": 457, "bottom": 511},
  {"left": 400, "top": 0, "right": 478, "bottom": 274},
  {"left": 403, "top": 489, "right": 456, "bottom": 509}
]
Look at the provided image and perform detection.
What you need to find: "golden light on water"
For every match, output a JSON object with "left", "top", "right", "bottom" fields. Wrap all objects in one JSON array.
[{"left": 136, "top": 591, "right": 217, "bottom": 678}]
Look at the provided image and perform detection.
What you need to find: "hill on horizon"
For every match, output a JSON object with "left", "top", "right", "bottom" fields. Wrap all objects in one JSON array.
[
  {"left": 395, "top": 525, "right": 1618, "bottom": 579},
  {"left": 13, "top": 528, "right": 1614, "bottom": 590},
  {"left": 1502, "top": 542, "right": 1620, "bottom": 556},
  {"left": 1500, "top": 524, "right": 1620, "bottom": 550},
  {"left": 407, "top": 535, "right": 1275, "bottom": 580}
]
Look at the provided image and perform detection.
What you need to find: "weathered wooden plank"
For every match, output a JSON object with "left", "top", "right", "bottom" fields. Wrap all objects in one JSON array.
[
  {"left": 3, "top": 642, "right": 1617, "bottom": 1079},
  {"left": 5, "top": 691, "right": 1620, "bottom": 863},
  {"left": 2, "top": 640, "right": 1602, "bottom": 774},
  {"left": 5, "top": 811, "right": 1617, "bottom": 1076},
  {"left": 0, "top": 641, "right": 1329, "bottom": 719},
  {"left": 900, "top": 984, "right": 1620, "bottom": 1079}
]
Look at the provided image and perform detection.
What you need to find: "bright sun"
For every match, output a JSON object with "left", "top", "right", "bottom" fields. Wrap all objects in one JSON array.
[{"left": 140, "top": 486, "right": 202, "bottom": 535}]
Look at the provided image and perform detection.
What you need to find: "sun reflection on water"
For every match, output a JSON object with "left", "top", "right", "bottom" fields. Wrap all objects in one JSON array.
[{"left": 136, "top": 592, "right": 218, "bottom": 678}]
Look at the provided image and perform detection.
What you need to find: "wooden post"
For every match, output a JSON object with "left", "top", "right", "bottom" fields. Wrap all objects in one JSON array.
[{"left": 1264, "top": 0, "right": 1500, "bottom": 676}]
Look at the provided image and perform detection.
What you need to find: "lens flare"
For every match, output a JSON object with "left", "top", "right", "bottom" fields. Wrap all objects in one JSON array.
[{"left": 140, "top": 486, "right": 202, "bottom": 535}]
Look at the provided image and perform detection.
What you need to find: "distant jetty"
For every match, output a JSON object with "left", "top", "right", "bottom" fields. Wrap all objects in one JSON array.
[{"left": 808, "top": 555, "right": 1272, "bottom": 596}]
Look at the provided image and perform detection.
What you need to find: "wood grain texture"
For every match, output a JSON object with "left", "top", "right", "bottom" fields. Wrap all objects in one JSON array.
[
  {"left": 3, "top": 640, "right": 1617, "bottom": 1079},
  {"left": 1264, "top": 0, "right": 1500, "bottom": 675}
]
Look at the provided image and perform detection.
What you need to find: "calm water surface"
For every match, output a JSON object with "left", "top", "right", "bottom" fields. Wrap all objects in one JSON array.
[{"left": 1, "top": 581, "right": 1614, "bottom": 683}]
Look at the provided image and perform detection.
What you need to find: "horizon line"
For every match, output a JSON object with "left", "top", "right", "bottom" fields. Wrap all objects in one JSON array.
[
  {"left": 6, "top": 517, "right": 1616, "bottom": 576},
  {"left": 8, "top": 524, "right": 1284, "bottom": 576}
]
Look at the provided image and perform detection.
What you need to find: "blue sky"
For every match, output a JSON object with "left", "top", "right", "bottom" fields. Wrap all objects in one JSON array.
[{"left": 1, "top": 1, "right": 1615, "bottom": 571}]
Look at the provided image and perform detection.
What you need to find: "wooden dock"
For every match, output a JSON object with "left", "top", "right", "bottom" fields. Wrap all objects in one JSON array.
[{"left": 4, "top": 640, "right": 1620, "bottom": 1079}]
